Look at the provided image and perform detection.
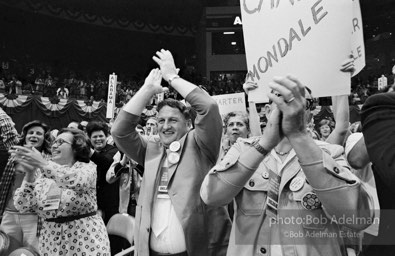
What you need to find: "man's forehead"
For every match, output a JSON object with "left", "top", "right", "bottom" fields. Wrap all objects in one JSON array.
[{"left": 158, "top": 106, "right": 183, "bottom": 117}]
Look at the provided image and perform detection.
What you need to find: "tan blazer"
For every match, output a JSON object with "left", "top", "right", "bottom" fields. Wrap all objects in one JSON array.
[
  {"left": 201, "top": 138, "right": 374, "bottom": 256},
  {"left": 112, "top": 88, "right": 232, "bottom": 256}
]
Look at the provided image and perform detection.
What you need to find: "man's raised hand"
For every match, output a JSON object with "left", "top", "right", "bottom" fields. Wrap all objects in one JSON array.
[{"left": 143, "top": 68, "right": 164, "bottom": 94}]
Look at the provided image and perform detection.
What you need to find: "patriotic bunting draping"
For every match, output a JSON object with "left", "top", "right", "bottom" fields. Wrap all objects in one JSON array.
[
  {"left": 0, "top": 94, "right": 107, "bottom": 132},
  {"left": 0, "top": 0, "right": 196, "bottom": 37}
]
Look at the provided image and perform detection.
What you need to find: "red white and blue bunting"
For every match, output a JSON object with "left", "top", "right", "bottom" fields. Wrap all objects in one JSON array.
[
  {"left": 0, "top": 93, "right": 108, "bottom": 131},
  {"left": 0, "top": 0, "right": 196, "bottom": 37}
]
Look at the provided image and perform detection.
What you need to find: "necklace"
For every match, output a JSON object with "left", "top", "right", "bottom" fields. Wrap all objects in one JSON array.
[{"left": 275, "top": 148, "right": 291, "bottom": 156}]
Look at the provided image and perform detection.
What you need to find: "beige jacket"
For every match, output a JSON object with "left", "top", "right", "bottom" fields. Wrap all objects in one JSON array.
[
  {"left": 112, "top": 88, "right": 232, "bottom": 256},
  {"left": 201, "top": 138, "right": 374, "bottom": 256}
]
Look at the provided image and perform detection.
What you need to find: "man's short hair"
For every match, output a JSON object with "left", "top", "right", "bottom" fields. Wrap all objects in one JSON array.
[{"left": 157, "top": 99, "right": 190, "bottom": 121}]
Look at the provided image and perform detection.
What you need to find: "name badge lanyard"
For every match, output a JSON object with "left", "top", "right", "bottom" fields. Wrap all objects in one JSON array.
[
  {"left": 266, "top": 169, "right": 281, "bottom": 219},
  {"left": 157, "top": 141, "right": 181, "bottom": 199},
  {"left": 157, "top": 151, "right": 170, "bottom": 199}
]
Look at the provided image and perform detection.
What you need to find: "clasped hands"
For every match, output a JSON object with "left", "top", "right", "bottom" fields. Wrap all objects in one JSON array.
[
  {"left": 142, "top": 49, "right": 180, "bottom": 95},
  {"left": 258, "top": 75, "right": 310, "bottom": 150},
  {"left": 9, "top": 145, "right": 47, "bottom": 172}
]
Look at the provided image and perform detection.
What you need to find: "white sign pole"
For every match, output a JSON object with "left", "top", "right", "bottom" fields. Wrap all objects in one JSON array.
[{"left": 106, "top": 73, "right": 117, "bottom": 119}]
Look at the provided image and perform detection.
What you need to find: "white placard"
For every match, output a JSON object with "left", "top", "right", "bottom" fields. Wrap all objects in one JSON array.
[
  {"left": 212, "top": 92, "right": 246, "bottom": 116},
  {"left": 378, "top": 75, "right": 388, "bottom": 91},
  {"left": 241, "top": 0, "right": 353, "bottom": 102},
  {"left": 351, "top": 0, "right": 365, "bottom": 76},
  {"left": 106, "top": 73, "right": 117, "bottom": 119},
  {"left": 157, "top": 92, "right": 164, "bottom": 103}
]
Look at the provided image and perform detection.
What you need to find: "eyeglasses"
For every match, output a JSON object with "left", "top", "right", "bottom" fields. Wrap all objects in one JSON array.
[{"left": 53, "top": 138, "right": 72, "bottom": 146}]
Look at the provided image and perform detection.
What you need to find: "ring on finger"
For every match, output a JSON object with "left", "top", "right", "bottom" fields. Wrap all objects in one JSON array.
[{"left": 285, "top": 97, "right": 295, "bottom": 104}]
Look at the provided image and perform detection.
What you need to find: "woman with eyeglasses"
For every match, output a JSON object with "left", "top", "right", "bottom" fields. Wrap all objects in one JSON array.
[
  {"left": 0, "top": 120, "right": 52, "bottom": 253},
  {"left": 10, "top": 128, "right": 110, "bottom": 255}
]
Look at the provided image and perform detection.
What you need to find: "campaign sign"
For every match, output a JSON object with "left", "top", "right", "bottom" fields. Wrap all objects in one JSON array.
[
  {"left": 212, "top": 92, "right": 247, "bottom": 115},
  {"left": 351, "top": 0, "right": 365, "bottom": 76},
  {"left": 106, "top": 73, "right": 117, "bottom": 119},
  {"left": 241, "top": 0, "right": 353, "bottom": 102}
]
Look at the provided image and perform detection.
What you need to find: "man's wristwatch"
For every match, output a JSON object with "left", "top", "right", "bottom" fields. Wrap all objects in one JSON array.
[
  {"left": 252, "top": 138, "right": 269, "bottom": 155},
  {"left": 167, "top": 75, "right": 180, "bottom": 86}
]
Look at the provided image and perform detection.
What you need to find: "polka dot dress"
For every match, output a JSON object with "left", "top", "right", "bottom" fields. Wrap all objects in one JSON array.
[{"left": 14, "top": 161, "right": 110, "bottom": 255}]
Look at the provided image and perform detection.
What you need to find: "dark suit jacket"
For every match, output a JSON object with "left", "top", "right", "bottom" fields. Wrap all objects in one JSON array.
[
  {"left": 112, "top": 88, "right": 231, "bottom": 256},
  {"left": 361, "top": 92, "right": 395, "bottom": 254},
  {"left": 90, "top": 143, "right": 119, "bottom": 222}
]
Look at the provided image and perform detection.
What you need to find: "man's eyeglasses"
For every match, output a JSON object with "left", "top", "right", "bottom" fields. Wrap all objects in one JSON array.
[{"left": 53, "top": 138, "right": 72, "bottom": 146}]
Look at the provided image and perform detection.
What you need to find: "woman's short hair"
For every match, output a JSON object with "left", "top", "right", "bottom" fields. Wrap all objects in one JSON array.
[
  {"left": 223, "top": 111, "right": 250, "bottom": 132},
  {"left": 58, "top": 128, "right": 91, "bottom": 163},
  {"left": 19, "top": 120, "right": 52, "bottom": 155},
  {"left": 86, "top": 121, "right": 109, "bottom": 138},
  {"left": 318, "top": 119, "right": 333, "bottom": 134}
]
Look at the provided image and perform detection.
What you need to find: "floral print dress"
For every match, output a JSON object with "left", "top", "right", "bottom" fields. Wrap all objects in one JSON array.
[{"left": 14, "top": 161, "right": 110, "bottom": 256}]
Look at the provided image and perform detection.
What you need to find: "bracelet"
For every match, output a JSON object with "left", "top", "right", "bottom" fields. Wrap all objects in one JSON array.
[
  {"left": 298, "top": 159, "right": 323, "bottom": 167},
  {"left": 252, "top": 140, "right": 269, "bottom": 155},
  {"left": 167, "top": 75, "right": 180, "bottom": 85}
]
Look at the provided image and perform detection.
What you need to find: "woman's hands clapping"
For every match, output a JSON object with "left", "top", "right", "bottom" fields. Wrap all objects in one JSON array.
[{"left": 10, "top": 145, "right": 48, "bottom": 171}]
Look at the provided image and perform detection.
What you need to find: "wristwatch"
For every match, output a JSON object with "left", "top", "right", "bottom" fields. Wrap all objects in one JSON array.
[
  {"left": 252, "top": 138, "right": 269, "bottom": 155},
  {"left": 167, "top": 75, "right": 180, "bottom": 86}
]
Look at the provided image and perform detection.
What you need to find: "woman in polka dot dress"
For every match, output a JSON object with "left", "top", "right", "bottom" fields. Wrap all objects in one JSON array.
[{"left": 12, "top": 128, "right": 110, "bottom": 255}]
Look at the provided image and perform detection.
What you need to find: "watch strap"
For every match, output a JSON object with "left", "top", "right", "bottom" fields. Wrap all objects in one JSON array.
[{"left": 252, "top": 138, "right": 269, "bottom": 155}]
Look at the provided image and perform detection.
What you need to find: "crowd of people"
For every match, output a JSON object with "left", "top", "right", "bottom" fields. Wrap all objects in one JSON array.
[
  {"left": 0, "top": 49, "right": 394, "bottom": 256},
  {"left": 1, "top": 55, "right": 393, "bottom": 108}
]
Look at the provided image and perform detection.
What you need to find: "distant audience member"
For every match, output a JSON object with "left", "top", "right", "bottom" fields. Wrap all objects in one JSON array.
[
  {"left": 67, "top": 121, "right": 80, "bottom": 129},
  {"left": 56, "top": 84, "right": 69, "bottom": 99},
  {"left": 86, "top": 121, "right": 119, "bottom": 223},
  {"left": 145, "top": 117, "right": 158, "bottom": 136},
  {"left": 0, "top": 120, "right": 52, "bottom": 252}
]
